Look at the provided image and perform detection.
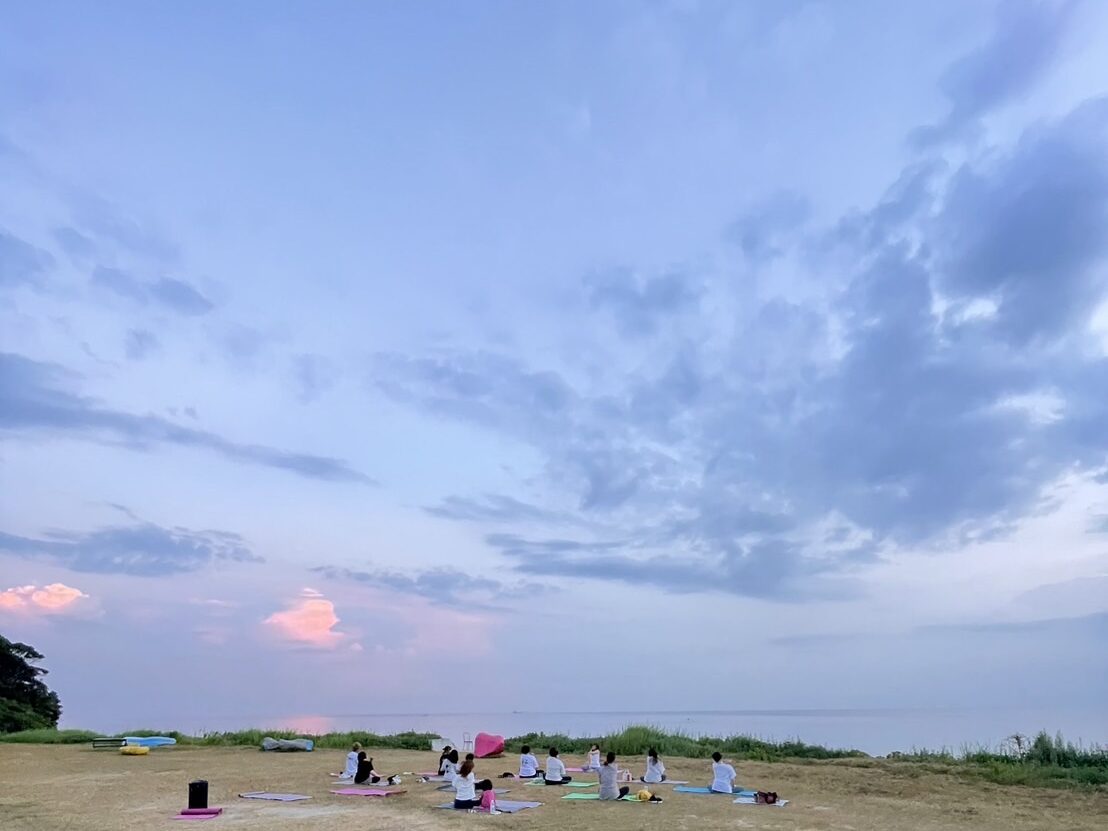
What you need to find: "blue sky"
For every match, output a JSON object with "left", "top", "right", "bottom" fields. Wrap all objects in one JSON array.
[{"left": 2, "top": 0, "right": 1107, "bottom": 735}]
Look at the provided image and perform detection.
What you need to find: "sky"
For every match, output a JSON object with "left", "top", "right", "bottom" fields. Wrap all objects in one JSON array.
[{"left": 1, "top": 0, "right": 1107, "bottom": 738}]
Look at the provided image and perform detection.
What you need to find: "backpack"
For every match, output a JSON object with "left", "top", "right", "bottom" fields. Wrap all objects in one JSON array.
[{"left": 755, "top": 790, "right": 778, "bottom": 804}]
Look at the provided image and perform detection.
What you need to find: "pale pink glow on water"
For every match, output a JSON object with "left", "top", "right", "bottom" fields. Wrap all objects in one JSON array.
[
  {"left": 0, "top": 583, "right": 88, "bottom": 614},
  {"left": 264, "top": 589, "right": 345, "bottom": 648},
  {"left": 280, "top": 714, "right": 337, "bottom": 734}
]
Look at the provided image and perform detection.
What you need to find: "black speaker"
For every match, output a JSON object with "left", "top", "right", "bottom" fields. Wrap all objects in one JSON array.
[{"left": 188, "top": 780, "right": 209, "bottom": 810}]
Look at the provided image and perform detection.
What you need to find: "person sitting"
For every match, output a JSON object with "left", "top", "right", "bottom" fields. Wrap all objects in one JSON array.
[
  {"left": 544, "top": 747, "right": 572, "bottom": 784},
  {"left": 452, "top": 759, "right": 494, "bottom": 809},
  {"left": 598, "top": 751, "right": 630, "bottom": 800},
  {"left": 518, "top": 744, "right": 542, "bottom": 778},
  {"left": 438, "top": 745, "right": 454, "bottom": 775},
  {"left": 441, "top": 748, "right": 461, "bottom": 783},
  {"left": 338, "top": 741, "right": 361, "bottom": 781},
  {"left": 710, "top": 751, "right": 739, "bottom": 793},
  {"left": 354, "top": 752, "right": 398, "bottom": 785},
  {"left": 584, "top": 743, "right": 601, "bottom": 771},
  {"left": 642, "top": 747, "right": 667, "bottom": 783}
]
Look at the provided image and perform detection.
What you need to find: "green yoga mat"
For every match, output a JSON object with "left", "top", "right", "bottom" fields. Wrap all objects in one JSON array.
[
  {"left": 527, "top": 780, "right": 595, "bottom": 788},
  {"left": 561, "top": 793, "right": 640, "bottom": 801}
]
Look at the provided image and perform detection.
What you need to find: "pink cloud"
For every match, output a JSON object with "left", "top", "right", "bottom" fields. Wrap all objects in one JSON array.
[
  {"left": 264, "top": 589, "right": 344, "bottom": 649},
  {"left": 0, "top": 583, "right": 88, "bottom": 615}
]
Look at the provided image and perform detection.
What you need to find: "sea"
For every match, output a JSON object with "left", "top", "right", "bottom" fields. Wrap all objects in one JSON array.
[{"left": 155, "top": 708, "right": 1107, "bottom": 756}]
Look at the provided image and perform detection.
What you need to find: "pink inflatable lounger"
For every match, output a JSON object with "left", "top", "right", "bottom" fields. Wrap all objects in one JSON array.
[{"left": 474, "top": 732, "right": 505, "bottom": 758}]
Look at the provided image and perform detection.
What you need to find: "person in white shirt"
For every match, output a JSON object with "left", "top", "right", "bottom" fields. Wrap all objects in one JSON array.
[
  {"left": 452, "top": 759, "right": 494, "bottom": 809},
  {"left": 710, "top": 751, "right": 739, "bottom": 793},
  {"left": 518, "top": 744, "right": 542, "bottom": 778},
  {"left": 543, "top": 747, "right": 573, "bottom": 784},
  {"left": 584, "top": 744, "right": 601, "bottom": 771},
  {"left": 437, "top": 745, "right": 454, "bottom": 775},
  {"left": 338, "top": 741, "right": 361, "bottom": 781},
  {"left": 642, "top": 747, "right": 667, "bottom": 783},
  {"left": 441, "top": 748, "right": 460, "bottom": 783}
]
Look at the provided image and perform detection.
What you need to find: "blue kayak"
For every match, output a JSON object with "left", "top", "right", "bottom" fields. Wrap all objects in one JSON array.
[{"left": 124, "top": 736, "right": 177, "bottom": 748}]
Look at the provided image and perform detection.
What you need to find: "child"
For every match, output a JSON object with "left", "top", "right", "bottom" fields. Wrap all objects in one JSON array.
[
  {"left": 338, "top": 741, "right": 361, "bottom": 781},
  {"left": 642, "top": 747, "right": 666, "bottom": 783},
  {"left": 598, "top": 751, "right": 630, "bottom": 800},
  {"left": 710, "top": 751, "right": 738, "bottom": 793},
  {"left": 585, "top": 744, "right": 601, "bottom": 771},
  {"left": 452, "top": 759, "right": 494, "bottom": 810},
  {"left": 518, "top": 744, "right": 542, "bottom": 778},
  {"left": 543, "top": 746, "right": 573, "bottom": 784}
]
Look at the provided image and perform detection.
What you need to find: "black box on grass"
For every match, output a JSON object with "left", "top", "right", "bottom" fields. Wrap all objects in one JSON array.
[{"left": 188, "top": 780, "right": 208, "bottom": 809}]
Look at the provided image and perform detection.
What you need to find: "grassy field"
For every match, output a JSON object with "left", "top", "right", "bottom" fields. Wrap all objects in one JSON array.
[
  {"left": 2, "top": 725, "right": 1104, "bottom": 790},
  {"left": 0, "top": 742, "right": 1105, "bottom": 831}
]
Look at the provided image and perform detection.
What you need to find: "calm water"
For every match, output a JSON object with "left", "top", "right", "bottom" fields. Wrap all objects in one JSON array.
[{"left": 163, "top": 708, "right": 1107, "bottom": 756}]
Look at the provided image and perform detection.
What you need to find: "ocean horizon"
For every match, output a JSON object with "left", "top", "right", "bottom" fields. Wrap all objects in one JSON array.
[{"left": 72, "top": 707, "right": 1108, "bottom": 757}]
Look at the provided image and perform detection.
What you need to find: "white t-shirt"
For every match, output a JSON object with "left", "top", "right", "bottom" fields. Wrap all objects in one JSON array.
[
  {"left": 643, "top": 756, "right": 666, "bottom": 783},
  {"left": 454, "top": 771, "right": 476, "bottom": 801},
  {"left": 519, "top": 753, "right": 539, "bottom": 777},
  {"left": 342, "top": 751, "right": 359, "bottom": 778},
  {"left": 711, "top": 761, "right": 737, "bottom": 792},
  {"left": 587, "top": 749, "right": 601, "bottom": 769},
  {"left": 442, "top": 760, "right": 458, "bottom": 783},
  {"left": 545, "top": 756, "right": 566, "bottom": 781}
]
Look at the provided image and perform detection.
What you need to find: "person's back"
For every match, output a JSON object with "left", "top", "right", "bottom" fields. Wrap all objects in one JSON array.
[
  {"left": 354, "top": 753, "right": 374, "bottom": 784},
  {"left": 544, "top": 748, "right": 571, "bottom": 784},
  {"left": 519, "top": 746, "right": 539, "bottom": 778},
  {"left": 598, "top": 752, "right": 629, "bottom": 800},
  {"left": 341, "top": 743, "right": 360, "bottom": 780},
  {"left": 643, "top": 750, "right": 666, "bottom": 783},
  {"left": 710, "top": 752, "right": 737, "bottom": 793}
]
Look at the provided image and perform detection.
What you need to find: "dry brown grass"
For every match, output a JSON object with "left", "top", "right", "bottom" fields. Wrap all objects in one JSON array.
[{"left": 1, "top": 744, "right": 1105, "bottom": 831}]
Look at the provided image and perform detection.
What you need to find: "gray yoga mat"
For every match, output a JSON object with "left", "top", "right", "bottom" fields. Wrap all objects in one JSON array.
[{"left": 238, "top": 792, "right": 311, "bottom": 801}]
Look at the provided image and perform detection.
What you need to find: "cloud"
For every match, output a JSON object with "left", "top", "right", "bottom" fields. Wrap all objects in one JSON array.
[
  {"left": 52, "top": 227, "right": 97, "bottom": 261},
  {"left": 728, "top": 190, "right": 810, "bottom": 262},
  {"left": 0, "top": 520, "right": 261, "bottom": 576},
  {"left": 584, "top": 267, "right": 701, "bottom": 337},
  {"left": 313, "top": 564, "right": 549, "bottom": 608},
  {"left": 0, "top": 352, "right": 374, "bottom": 484},
  {"left": 264, "top": 589, "right": 344, "bottom": 648},
  {"left": 292, "top": 353, "right": 337, "bottom": 404},
  {"left": 1, "top": 229, "right": 55, "bottom": 290},
  {"left": 0, "top": 583, "right": 88, "bottom": 614},
  {"left": 424, "top": 494, "right": 580, "bottom": 525},
  {"left": 124, "top": 329, "right": 159, "bottom": 360},
  {"left": 911, "top": 0, "right": 1078, "bottom": 147},
  {"left": 90, "top": 266, "right": 214, "bottom": 315},
  {"left": 373, "top": 96, "right": 1108, "bottom": 599}
]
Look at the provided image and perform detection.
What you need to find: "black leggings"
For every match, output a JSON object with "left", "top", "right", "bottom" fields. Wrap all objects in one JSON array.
[
  {"left": 454, "top": 799, "right": 481, "bottom": 809},
  {"left": 544, "top": 776, "right": 573, "bottom": 784}
]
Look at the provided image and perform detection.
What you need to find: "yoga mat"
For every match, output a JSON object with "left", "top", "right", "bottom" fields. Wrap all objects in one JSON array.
[
  {"left": 638, "top": 779, "right": 688, "bottom": 785},
  {"left": 561, "top": 793, "right": 641, "bottom": 801},
  {"left": 180, "top": 809, "right": 223, "bottom": 816},
  {"left": 673, "top": 786, "right": 745, "bottom": 794},
  {"left": 330, "top": 788, "right": 407, "bottom": 797},
  {"left": 527, "top": 780, "right": 595, "bottom": 787},
  {"left": 434, "top": 800, "right": 542, "bottom": 813},
  {"left": 173, "top": 814, "right": 218, "bottom": 821},
  {"left": 238, "top": 792, "right": 311, "bottom": 801},
  {"left": 734, "top": 795, "right": 789, "bottom": 807}
]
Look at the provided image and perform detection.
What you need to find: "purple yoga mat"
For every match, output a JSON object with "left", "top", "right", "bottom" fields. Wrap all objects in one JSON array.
[{"left": 330, "top": 788, "right": 407, "bottom": 797}]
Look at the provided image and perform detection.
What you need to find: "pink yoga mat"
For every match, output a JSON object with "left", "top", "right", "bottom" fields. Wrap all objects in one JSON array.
[
  {"left": 330, "top": 788, "right": 407, "bottom": 797},
  {"left": 173, "top": 808, "right": 222, "bottom": 821}
]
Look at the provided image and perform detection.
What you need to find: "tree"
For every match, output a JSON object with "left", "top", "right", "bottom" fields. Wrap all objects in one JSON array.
[{"left": 0, "top": 635, "right": 62, "bottom": 732}]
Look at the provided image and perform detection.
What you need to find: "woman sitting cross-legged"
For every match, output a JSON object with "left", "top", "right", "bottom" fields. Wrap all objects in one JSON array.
[
  {"left": 641, "top": 747, "right": 667, "bottom": 783},
  {"left": 544, "top": 747, "right": 573, "bottom": 785},
  {"left": 354, "top": 752, "right": 399, "bottom": 785},
  {"left": 452, "top": 759, "right": 494, "bottom": 809},
  {"left": 598, "top": 751, "right": 630, "bottom": 800}
]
